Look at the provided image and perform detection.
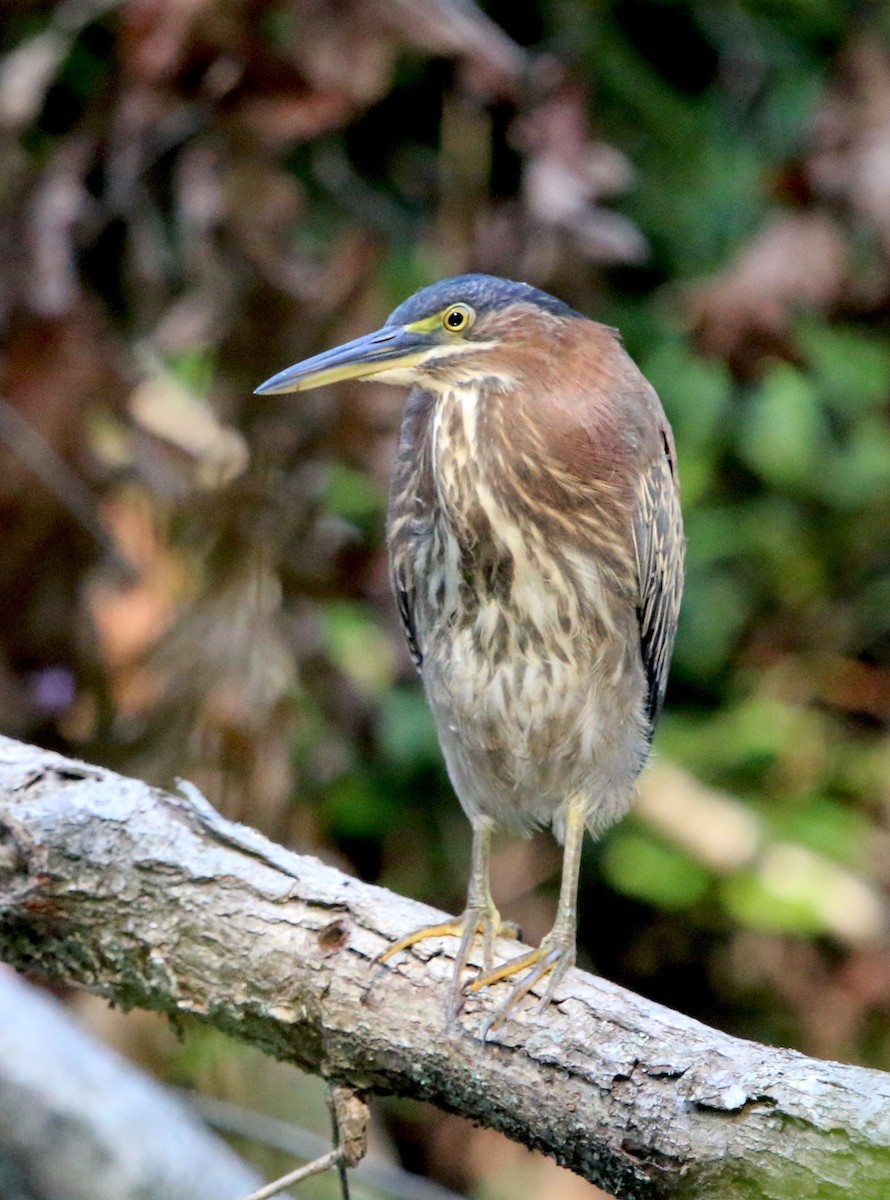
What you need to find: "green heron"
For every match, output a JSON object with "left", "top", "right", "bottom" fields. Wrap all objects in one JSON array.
[{"left": 256, "top": 275, "right": 684, "bottom": 1033}]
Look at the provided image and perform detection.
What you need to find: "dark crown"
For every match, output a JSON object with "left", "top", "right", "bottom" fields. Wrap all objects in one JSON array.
[{"left": 385, "top": 274, "right": 581, "bottom": 328}]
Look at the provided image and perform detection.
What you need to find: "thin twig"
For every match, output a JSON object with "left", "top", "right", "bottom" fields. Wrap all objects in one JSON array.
[
  {"left": 0, "top": 394, "right": 132, "bottom": 577},
  {"left": 177, "top": 1090, "right": 467, "bottom": 1200},
  {"left": 242, "top": 1148, "right": 342, "bottom": 1200}
]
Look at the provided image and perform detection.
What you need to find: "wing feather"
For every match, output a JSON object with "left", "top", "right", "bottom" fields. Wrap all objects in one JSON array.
[
  {"left": 633, "top": 426, "right": 685, "bottom": 731},
  {"left": 394, "top": 575, "right": 423, "bottom": 669},
  {"left": 387, "top": 387, "right": 436, "bottom": 674}
]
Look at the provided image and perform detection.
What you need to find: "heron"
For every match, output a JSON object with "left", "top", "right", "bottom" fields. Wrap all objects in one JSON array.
[{"left": 256, "top": 274, "right": 684, "bottom": 1034}]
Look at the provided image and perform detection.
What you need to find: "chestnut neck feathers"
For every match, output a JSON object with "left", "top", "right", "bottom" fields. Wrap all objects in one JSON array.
[
  {"left": 386, "top": 308, "right": 665, "bottom": 687},
  {"left": 402, "top": 310, "right": 653, "bottom": 579}
]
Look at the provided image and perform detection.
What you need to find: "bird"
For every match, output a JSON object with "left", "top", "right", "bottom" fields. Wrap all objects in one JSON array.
[{"left": 255, "top": 274, "right": 684, "bottom": 1034}]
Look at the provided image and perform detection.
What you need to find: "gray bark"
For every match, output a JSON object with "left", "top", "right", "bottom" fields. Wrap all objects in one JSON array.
[
  {"left": 0, "top": 733, "right": 888, "bottom": 1199},
  {"left": 0, "top": 968, "right": 261, "bottom": 1200}
]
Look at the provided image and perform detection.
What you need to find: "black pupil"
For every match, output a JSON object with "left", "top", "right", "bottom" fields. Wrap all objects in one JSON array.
[{"left": 447, "top": 309, "right": 464, "bottom": 328}]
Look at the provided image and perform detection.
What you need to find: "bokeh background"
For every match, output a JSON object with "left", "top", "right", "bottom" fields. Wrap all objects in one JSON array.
[{"left": 2, "top": 1, "right": 890, "bottom": 1197}]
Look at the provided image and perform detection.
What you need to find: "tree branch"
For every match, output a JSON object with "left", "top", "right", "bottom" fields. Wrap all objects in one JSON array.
[
  {"left": 0, "top": 734, "right": 888, "bottom": 1199},
  {"left": 0, "top": 967, "right": 263, "bottom": 1200}
]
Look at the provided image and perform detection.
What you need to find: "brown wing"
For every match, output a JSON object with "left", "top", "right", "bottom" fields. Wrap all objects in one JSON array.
[
  {"left": 386, "top": 387, "right": 436, "bottom": 674},
  {"left": 393, "top": 571, "right": 423, "bottom": 670},
  {"left": 633, "top": 425, "right": 685, "bottom": 731}
]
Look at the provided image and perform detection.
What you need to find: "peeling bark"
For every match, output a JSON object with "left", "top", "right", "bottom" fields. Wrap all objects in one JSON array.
[{"left": 0, "top": 735, "right": 888, "bottom": 1199}]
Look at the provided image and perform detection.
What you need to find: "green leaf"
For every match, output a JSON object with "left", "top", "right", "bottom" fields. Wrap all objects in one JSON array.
[
  {"left": 377, "top": 685, "right": 441, "bottom": 769},
  {"left": 320, "top": 601, "right": 395, "bottom": 695},
  {"left": 721, "top": 866, "right": 825, "bottom": 935},
  {"left": 770, "top": 796, "right": 868, "bottom": 868},
  {"left": 324, "top": 463, "right": 385, "bottom": 526},
  {"left": 324, "top": 774, "right": 391, "bottom": 838},
  {"left": 822, "top": 416, "right": 890, "bottom": 508},
  {"left": 797, "top": 320, "right": 890, "bottom": 417},
  {"left": 672, "top": 567, "right": 749, "bottom": 679},
  {"left": 738, "top": 364, "right": 829, "bottom": 490},
  {"left": 602, "top": 830, "right": 711, "bottom": 910}
]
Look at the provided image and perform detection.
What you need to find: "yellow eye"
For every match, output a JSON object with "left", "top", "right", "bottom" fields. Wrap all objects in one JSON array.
[{"left": 442, "top": 303, "right": 474, "bottom": 333}]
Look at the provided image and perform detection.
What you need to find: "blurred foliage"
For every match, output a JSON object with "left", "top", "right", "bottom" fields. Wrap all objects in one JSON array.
[{"left": 2, "top": 0, "right": 890, "bottom": 1196}]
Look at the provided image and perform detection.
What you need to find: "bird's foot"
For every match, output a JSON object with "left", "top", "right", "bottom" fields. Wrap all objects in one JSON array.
[
  {"left": 464, "top": 930, "right": 575, "bottom": 1038},
  {"left": 375, "top": 904, "right": 519, "bottom": 1022}
]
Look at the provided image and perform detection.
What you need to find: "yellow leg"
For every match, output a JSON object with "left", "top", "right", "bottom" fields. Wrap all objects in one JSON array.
[
  {"left": 376, "top": 819, "right": 517, "bottom": 1020},
  {"left": 466, "top": 795, "right": 586, "bottom": 1036}
]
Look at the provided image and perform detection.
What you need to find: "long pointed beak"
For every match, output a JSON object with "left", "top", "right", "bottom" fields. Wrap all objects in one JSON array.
[{"left": 254, "top": 325, "right": 432, "bottom": 395}]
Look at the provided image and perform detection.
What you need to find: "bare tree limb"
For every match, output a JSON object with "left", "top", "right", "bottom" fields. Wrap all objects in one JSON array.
[
  {"left": 1, "top": 734, "right": 889, "bottom": 1199},
  {"left": 0, "top": 967, "right": 261, "bottom": 1200}
]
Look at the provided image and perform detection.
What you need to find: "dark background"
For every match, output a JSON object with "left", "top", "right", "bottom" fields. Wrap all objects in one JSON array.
[{"left": 1, "top": 1, "right": 889, "bottom": 1196}]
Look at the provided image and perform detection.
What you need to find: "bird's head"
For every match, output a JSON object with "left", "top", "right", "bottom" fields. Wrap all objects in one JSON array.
[{"left": 254, "top": 274, "right": 581, "bottom": 398}]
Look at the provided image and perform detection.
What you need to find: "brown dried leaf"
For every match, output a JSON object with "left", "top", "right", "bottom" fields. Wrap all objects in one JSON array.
[
  {"left": 119, "top": 0, "right": 217, "bottom": 85},
  {"left": 128, "top": 373, "right": 249, "bottom": 489},
  {"left": 0, "top": 0, "right": 118, "bottom": 130},
  {"left": 27, "top": 136, "right": 94, "bottom": 317},
  {"left": 234, "top": 89, "right": 353, "bottom": 145},
  {"left": 685, "top": 211, "right": 849, "bottom": 370},
  {"left": 808, "top": 38, "right": 890, "bottom": 257},
  {"left": 513, "top": 73, "right": 647, "bottom": 265},
  {"left": 378, "top": 0, "right": 526, "bottom": 100}
]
